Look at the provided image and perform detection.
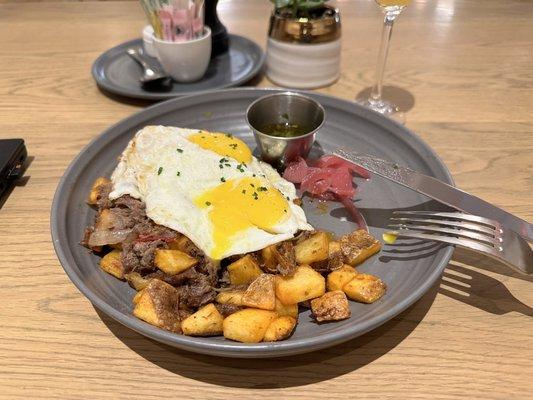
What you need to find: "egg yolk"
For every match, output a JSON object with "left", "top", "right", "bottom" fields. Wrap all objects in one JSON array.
[
  {"left": 195, "top": 177, "right": 289, "bottom": 259},
  {"left": 188, "top": 132, "right": 252, "bottom": 164}
]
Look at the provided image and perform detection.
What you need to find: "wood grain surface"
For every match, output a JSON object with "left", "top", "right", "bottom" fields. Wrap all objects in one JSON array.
[{"left": 0, "top": 0, "right": 532, "bottom": 399}]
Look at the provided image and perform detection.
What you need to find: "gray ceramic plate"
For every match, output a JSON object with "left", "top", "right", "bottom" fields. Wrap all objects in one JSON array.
[
  {"left": 91, "top": 35, "right": 265, "bottom": 100},
  {"left": 51, "top": 88, "right": 454, "bottom": 358}
]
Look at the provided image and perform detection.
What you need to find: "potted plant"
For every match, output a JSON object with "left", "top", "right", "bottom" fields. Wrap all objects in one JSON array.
[{"left": 266, "top": 0, "right": 342, "bottom": 89}]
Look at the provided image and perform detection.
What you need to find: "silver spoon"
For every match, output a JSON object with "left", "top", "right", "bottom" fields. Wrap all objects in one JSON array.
[{"left": 126, "top": 48, "right": 172, "bottom": 91}]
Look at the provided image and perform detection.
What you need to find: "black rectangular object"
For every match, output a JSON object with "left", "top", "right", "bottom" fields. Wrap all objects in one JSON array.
[{"left": 0, "top": 139, "right": 27, "bottom": 197}]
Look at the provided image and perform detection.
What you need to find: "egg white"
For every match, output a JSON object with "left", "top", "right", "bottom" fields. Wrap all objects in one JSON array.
[{"left": 109, "top": 126, "right": 312, "bottom": 259}]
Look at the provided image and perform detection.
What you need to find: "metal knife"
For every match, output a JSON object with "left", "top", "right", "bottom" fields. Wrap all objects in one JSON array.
[{"left": 335, "top": 149, "right": 533, "bottom": 242}]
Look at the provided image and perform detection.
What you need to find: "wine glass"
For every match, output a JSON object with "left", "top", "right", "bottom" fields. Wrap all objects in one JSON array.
[{"left": 357, "top": 0, "right": 412, "bottom": 122}]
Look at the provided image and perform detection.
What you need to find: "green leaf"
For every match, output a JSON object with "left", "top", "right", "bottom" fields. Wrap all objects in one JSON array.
[
  {"left": 271, "top": 0, "right": 292, "bottom": 8},
  {"left": 297, "top": 0, "right": 328, "bottom": 10}
]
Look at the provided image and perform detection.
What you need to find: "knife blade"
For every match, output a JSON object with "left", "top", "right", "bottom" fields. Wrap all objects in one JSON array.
[{"left": 335, "top": 149, "right": 533, "bottom": 242}]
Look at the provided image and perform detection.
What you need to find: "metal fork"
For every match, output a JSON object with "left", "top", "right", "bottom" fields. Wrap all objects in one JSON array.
[{"left": 386, "top": 211, "right": 533, "bottom": 274}]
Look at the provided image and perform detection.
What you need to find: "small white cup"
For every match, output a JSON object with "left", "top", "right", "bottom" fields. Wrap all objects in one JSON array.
[{"left": 152, "top": 27, "right": 212, "bottom": 83}]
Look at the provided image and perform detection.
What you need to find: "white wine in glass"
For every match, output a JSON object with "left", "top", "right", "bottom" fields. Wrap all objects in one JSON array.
[
  {"left": 357, "top": 0, "right": 412, "bottom": 122},
  {"left": 376, "top": 0, "right": 411, "bottom": 7}
]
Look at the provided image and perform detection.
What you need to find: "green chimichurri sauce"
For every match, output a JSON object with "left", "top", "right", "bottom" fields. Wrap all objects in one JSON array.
[{"left": 260, "top": 122, "right": 310, "bottom": 138}]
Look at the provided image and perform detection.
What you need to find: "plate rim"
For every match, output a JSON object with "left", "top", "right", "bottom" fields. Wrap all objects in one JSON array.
[
  {"left": 51, "top": 88, "right": 454, "bottom": 358},
  {"left": 91, "top": 35, "right": 266, "bottom": 100}
]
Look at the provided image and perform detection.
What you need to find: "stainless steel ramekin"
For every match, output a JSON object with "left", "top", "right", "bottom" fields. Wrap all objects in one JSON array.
[{"left": 246, "top": 92, "right": 325, "bottom": 169}]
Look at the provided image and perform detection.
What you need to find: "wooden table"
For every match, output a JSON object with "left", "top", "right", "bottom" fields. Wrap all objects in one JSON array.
[{"left": 0, "top": 0, "right": 531, "bottom": 398}]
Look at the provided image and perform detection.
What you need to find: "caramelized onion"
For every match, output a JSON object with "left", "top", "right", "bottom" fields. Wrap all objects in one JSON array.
[{"left": 88, "top": 229, "right": 132, "bottom": 247}]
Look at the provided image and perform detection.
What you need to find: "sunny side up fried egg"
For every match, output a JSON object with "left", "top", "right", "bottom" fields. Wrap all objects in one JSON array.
[{"left": 109, "top": 126, "right": 312, "bottom": 260}]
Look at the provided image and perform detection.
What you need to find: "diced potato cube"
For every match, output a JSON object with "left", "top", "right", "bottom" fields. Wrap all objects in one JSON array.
[
  {"left": 216, "top": 290, "right": 245, "bottom": 306},
  {"left": 311, "top": 240, "right": 344, "bottom": 272},
  {"left": 328, "top": 241, "right": 344, "bottom": 267},
  {"left": 329, "top": 241, "right": 341, "bottom": 254},
  {"left": 227, "top": 255, "right": 262, "bottom": 285},
  {"left": 133, "top": 279, "right": 181, "bottom": 332},
  {"left": 88, "top": 177, "right": 111, "bottom": 205},
  {"left": 340, "top": 230, "right": 382, "bottom": 266},
  {"left": 343, "top": 274, "right": 386, "bottom": 303},
  {"left": 275, "top": 265, "right": 325, "bottom": 305},
  {"left": 310, "top": 291, "right": 351, "bottom": 322},
  {"left": 326, "top": 264, "right": 358, "bottom": 292},
  {"left": 132, "top": 289, "right": 144, "bottom": 305},
  {"left": 242, "top": 274, "right": 276, "bottom": 311},
  {"left": 261, "top": 243, "right": 297, "bottom": 275},
  {"left": 99, "top": 249, "right": 124, "bottom": 279},
  {"left": 295, "top": 232, "right": 330, "bottom": 264},
  {"left": 223, "top": 309, "right": 277, "bottom": 343},
  {"left": 134, "top": 290, "right": 166, "bottom": 327},
  {"left": 349, "top": 243, "right": 382, "bottom": 266},
  {"left": 328, "top": 241, "right": 343, "bottom": 260},
  {"left": 154, "top": 249, "right": 197, "bottom": 275},
  {"left": 181, "top": 303, "right": 224, "bottom": 336},
  {"left": 263, "top": 316, "right": 297, "bottom": 342},
  {"left": 274, "top": 297, "right": 299, "bottom": 318},
  {"left": 261, "top": 244, "right": 278, "bottom": 271},
  {"left": 125, "top": 272, "right": 150, "bottom": 291}
]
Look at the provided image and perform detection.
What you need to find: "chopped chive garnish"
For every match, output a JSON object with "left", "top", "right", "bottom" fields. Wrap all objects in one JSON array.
[
  {"left": 176, "top": 148, "right": 183, "bottom": 153},
  {"left": 242, "top": 189, "right": 246, "bottom": 194},
  {"left": 219, "top": 157, "right": 228, "bottom": 163},
  {"left": 250, "top": 183, "right": 255, "bottom": 187},
  {"left": 219, "top": 164, "right": 223, "bottom": 169},
  {"left": 205, "top": 201, "right": 211, "bottom": 206},
  {"left": 225, "top": 133, "right": 233, "bottom": 138},
  {"left": 221, "top": 177, "right": 226, "bottom": 182},
  {"left": 252, "top": 192, "right": 258, "bottom": 200},
  {"left": 176, "top": 171, "right": 181, "bottom": 176},
  {"left": 157, "top": 167, "right": 163, "bottom": 175},
  {"left": 257, "top": 186, "right": 268, "bottom": 192},
  {"left": 229, "top": 143, "right": 238, "bottom": 149},
  {"left": 284, "top": 209, "right": 287, "bottom": 213},
  {"left": 286, "top": 196, "right": 290, "bottom": 200},
  {"left": 252, "top": 174, "right": 256, "bottom": 177},
  {"left": 225, "top": 163, "right": 231, "bottom": 167}
]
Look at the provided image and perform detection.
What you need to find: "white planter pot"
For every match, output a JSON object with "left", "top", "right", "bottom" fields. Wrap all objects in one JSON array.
[{"left": 266, "top": 37, "right": 341, "bottom": 89}]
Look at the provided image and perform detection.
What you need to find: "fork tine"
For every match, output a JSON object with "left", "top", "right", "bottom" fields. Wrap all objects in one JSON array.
[
  {"left": 393, "top": 211, "right": 502, "bottom": 230},
  {"left": 389, "top": 217, "right": 498, "bottom": 236},
  {"left": 387, "top": 230, "right": 502, "bottom": 257},
  {"left": 388, "top": 224, "right": 501, "bottom": 245}
]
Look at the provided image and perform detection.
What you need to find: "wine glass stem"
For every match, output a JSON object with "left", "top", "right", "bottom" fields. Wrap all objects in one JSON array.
[{"left": 370, "top": 12, "right": 398, "bottom": 103}]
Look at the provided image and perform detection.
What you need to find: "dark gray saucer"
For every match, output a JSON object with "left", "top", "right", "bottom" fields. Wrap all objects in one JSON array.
[
  {"left": 51, "top": 88, "right": 454, "bottom": 358},
  {"left": 92, "top": 35, "right": 265, "bottom": 100}
]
